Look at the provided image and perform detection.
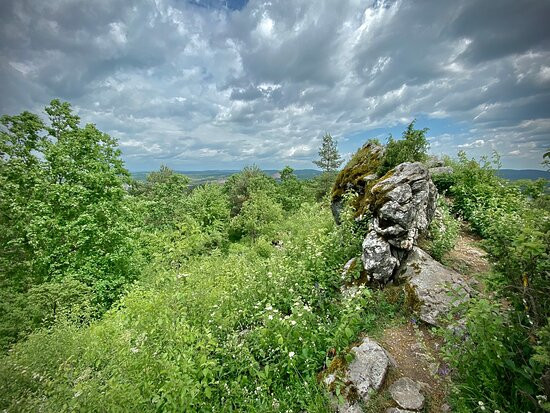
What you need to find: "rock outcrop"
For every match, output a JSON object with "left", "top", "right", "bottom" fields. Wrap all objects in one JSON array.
[
  {"left": 400, "top": 247, "right": 472, "bottom": 326},
  {"left": 362, "top": 162, "right": 437, "bottom": 283}
]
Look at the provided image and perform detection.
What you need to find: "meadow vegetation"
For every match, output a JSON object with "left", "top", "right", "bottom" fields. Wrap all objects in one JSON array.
[{"left": 0, "top": 101, "right": 549, "bottom": 412}]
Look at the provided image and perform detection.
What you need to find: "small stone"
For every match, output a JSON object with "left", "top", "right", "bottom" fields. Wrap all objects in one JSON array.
[
  {"left": 337, "top": 400, "right": 363, "bottom": 413},
  {"left": 345, "top": 337, "right": 392, "bottom": 402},
  {"left": 389, "top": 377, "right": 425, "bottom": 410},
  {"left": 324, "top": 373, "right": 336, "bottom": 387},
  {"left": 441, "top": 403, "right": 452, "bottom": 412},
  {"left": 386, "top": 408, "right": 416, "bottom": 413}
]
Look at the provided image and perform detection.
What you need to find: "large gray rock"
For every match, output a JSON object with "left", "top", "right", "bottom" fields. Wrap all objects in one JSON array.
[
  {"left": 401, "top": 247, "right": 472, "bottom": 326},
  {"left": 345, "top": 337, "right": 393, "bottom": 402},
  {"left": 362, "top": 162, "right": 437, "bottom": 283},
  {"left": 389, "top": 377, "right": 425, "bottom": 410},
  {"left": 386, "top": 409, "right": 416, "bottom": 413}
]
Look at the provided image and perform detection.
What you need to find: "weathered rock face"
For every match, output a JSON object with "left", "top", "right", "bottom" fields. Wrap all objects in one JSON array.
[
  {"left": 363, "top": 162, "right": 437, "bottom": 283},
  {"left": 389, "top": 377, "right": 425, "bottom": 410},
  {"left": 331, "top": 142, "right": 437, "bottom": 284},
  {"left": 400, "top": 247, "right": 473, "bottom": 326}
]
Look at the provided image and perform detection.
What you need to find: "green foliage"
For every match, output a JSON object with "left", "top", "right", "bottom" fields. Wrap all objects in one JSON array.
[
  {"left": 223, "top": 165, "right": 278, "bottom": 216},
  {"left": 443, "top": 151, "right": 550, "bottom": 411},
  {"left": 442, "top": 298, "right": 540, "bottom": 413},
  {"left": 313, "top": 133, "right": 343, "bottom": 172},
  {"left": 312, "top": 171, "right": 339, "bottom": 202},
  {"left": 377, "top": 120, "right": 429, "bottom": 175},
  {"left": 277, "top": 166, "right": 311, "bottom": 211},
  {"left": 230, "top": 191, "right": 284, "bottom": 240},
  {"left": 130, "top": 165, "right": 191, "bottom": 229},
  {"left": 0, "top": 100, "right": 137, "bottom": 350},
  {"left": 532, "top": 319, "right": 550, "bottom": 411},
  {"left": 425, "top": 197, "right": 460, "bottom": 261},
  {"left": 0, "top": 203, "right": 402, "bottom": 412}
]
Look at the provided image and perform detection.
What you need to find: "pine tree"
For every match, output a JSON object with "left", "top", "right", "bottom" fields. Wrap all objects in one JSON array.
[{"left": 313, "top": 133, "right": 343, "bottom": 172}]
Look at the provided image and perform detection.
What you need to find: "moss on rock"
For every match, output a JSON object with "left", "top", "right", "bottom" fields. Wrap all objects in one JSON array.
[{"left": 331, "top": 142, "right": 385, "bottom": 218}]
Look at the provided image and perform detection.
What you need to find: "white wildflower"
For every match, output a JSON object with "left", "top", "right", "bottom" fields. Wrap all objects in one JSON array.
[{"left": 288, "top": 351, "right": 295, "bottom": 358}]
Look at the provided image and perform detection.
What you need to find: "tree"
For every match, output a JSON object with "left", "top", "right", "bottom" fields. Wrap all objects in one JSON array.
[
  {"left": 223, "top": 165, "right": 277, "bottom": 216},
  {"left": 377, "top": 120, "right": 429, "bottom": 175},
  {"left": 277, "top": 166, "right": 307, "bottom": 211},
  {"left": 313, "top": 133, "right": 343, "bottom": 172},
  {"left": 136, "top": 165, "right": 191, "bottom": 229},
  {"left": 0, "top": 100, "right": 137, "bottom": 349}
]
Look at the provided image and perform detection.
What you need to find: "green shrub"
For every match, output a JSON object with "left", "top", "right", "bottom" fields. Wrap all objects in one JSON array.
[
  {"left": 230, "top": 191, "right": 284, "bottom": 240},
  {"left": 0, "top": 203, "right": 401, "bottom": 412},
  {"left": 223, "top": 165, "right": 278, "bottom": 216},
  {"left": 444, "top": 151, "right": 550, "bottom": 411},
  {"left": 425, "top": 197, "right": 460, "bottom": 261},
  {"left": 377, "top": 120, "right": 429, "bottom": 175},
  {"left": 442, "top": 298, "right": 540, "bottom": 413}
]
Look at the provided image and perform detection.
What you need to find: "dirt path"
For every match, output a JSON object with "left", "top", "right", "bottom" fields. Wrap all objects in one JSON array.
[
  {"left": 366, "top": 229, "right": 492, "bottom": 412},
  {"left": 373, "top": 322, "right": 451, "bottom": 412},
  {"left": 444, "top": 228, "right": 491, "bottom": 276}
]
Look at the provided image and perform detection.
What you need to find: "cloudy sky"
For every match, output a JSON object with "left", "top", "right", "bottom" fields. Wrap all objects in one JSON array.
[{"left": 1, "top": 0, "right": 549, "bottom": 170}]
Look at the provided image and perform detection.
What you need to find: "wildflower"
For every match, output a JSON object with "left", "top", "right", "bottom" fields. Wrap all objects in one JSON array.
[
  {"left": 268, "top": 315, "right": 273, "bottom": 320},
  {"left": 265, "top": 304, "right": 273, "bottom": 311},
  {"left": 290, "top": 320, "right": 297, "bottom": 326},
  {"left": 288, "top": 351, "right": 295, "bottom": 358},
  {"left": 130, "top": 347, "right": 139, "bottom": 353}
]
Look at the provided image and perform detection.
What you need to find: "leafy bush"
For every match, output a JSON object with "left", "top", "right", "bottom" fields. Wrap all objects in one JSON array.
[
  {"left": 230, "top": 191, "right": 284, "bottom": 240},
  {"left": 224, "top": 166, "right": 278, "bottom": 216},
  {"left": 442, "top": 298, "right": 540, "bottom": 413},
  {"left": 442, "top": 151, "right": 550, "bottom": 411},
  {"left": 377, "top": 120, "right": 429, "bottom": 175},
  {"left": 0, "top": 203, "right": 402, "bottom": 412},
  {"left": 425, "top": 197, "right": 460, "bottom": 261},
  {"left": 277, "top": 166, "right": 311, "bottom": 211},
  {"left": 130, "top": 165, "right": 191, "bottom": 229}
]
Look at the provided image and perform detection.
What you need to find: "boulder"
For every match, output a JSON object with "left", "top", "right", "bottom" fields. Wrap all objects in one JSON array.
[
  {"left": 400, "top": 247, "right": 472, "bottom": 326},
  {"left": 345, "top": 337, "right": 393, "bottom": 403},
  {"left": 389, "top": 377, "right": 425, "bottom": 410},
  {"left": 362, "top": 162, "right": 437, "bottom": 283},
  {"left": 386, "top": 408, "right": 417, "bottom": 413}
]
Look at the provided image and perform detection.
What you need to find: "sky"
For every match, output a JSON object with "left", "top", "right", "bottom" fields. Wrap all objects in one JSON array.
[{"left": 1, "top": 0, "right": 549, "bottom": 171}]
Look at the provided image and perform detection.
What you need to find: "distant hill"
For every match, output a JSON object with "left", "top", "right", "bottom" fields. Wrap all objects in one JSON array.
[
  {"left": 496, "top": 169, "right": 550, "bottom": 181},
  {"left": 131, "top": 168, "right": 548, "bottom": 184},
  {"left": 130, "top": 169, "right": 323, "bottom": 183}
]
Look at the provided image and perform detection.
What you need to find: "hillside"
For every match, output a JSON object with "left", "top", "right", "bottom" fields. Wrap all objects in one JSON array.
[
  {"left": 1, "top": 108, "right": 549, "bottom": 413},
  {"left": 131, "top": 169, "right": 322, "bottom": 184}
]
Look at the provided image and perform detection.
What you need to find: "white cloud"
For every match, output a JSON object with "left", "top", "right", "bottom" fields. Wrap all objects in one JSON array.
[{"left": 0, "top": 0, "right": 549, "bottom": 170}]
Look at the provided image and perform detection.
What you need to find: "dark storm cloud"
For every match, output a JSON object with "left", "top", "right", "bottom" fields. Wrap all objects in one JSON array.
[{"left": 0, "top": 0, "right": 548, "bottom": 170}]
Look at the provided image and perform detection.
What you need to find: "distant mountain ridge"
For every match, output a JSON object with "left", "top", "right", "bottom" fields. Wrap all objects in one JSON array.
[
  {"left": 130, "top": 168, "right": 549, "bottom": 183},
  {"left": 130, "top": 169, "right": 322, "bottom": 183},
  {"left": 496, "top": 169, "right": 550, "bottom": 181}
]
